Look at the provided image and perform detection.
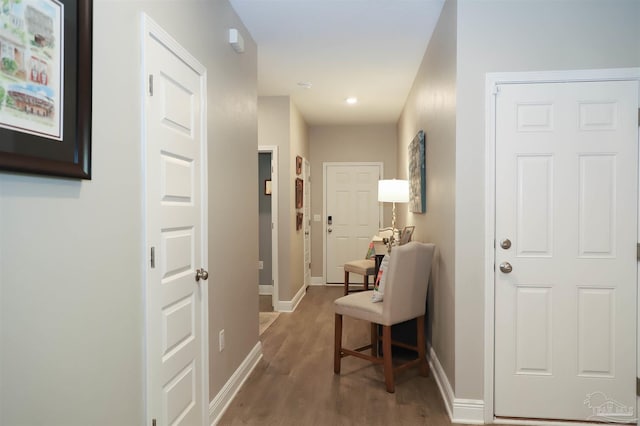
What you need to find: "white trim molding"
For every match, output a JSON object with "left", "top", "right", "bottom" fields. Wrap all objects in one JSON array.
[
  {"left": 428, "top": 346, "right": 485, "bottom": 424},
  {"left": 275, "top": 284, "right": 306, "bottom": 312},
  {"left": 258, "top": 285, "right": 273, "bottom": 295},
  {"left": 484, "top": 67, "right": 640, "bottom": 424},
  {"left": 209, "top": 342, "right": 263, "bottom": 425}
]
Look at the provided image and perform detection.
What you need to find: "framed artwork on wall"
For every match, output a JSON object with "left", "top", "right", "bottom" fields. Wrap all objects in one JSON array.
[
  {"left": 295, "top": 177, "right": 303, "bottom": 208},
  {"left": 0, "top": 0, "right": 93, "bottom": 179},
  {"left": 295, "top": 155, "right": 302, "bottom": 175},
  {"left": 296, "top": 212, "right": 303, "bottom": 230},
  {"left": 408, "top": 130, "right": 426, "bottom": 213}
]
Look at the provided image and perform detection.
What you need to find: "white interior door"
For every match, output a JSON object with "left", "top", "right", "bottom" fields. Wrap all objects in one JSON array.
[
  {"left": 325, "top": 163, "right": 381, "bottom": 284},
  {"left": 144, "top": 16, "right": 208, "bottom": 426},
  {"left": 494, "top": 80, "right": 638, "bottom": 421},
  {"left": 304, "top": 159, "right": 311, "bottom": 287}
]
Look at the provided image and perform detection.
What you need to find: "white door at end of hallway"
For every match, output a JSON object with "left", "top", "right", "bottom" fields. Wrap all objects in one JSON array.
[
  {"left": 494, "top": 80, "right": 638, "bottom": 422},
  {"left": 325, "top": 164, "right": 381, "bottom": 284},
  {"left": 144, "top": 16, "right": 208, "bottom": 426}
]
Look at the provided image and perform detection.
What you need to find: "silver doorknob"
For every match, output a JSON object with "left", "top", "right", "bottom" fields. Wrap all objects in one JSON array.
[
  {"left": 500, "top": 239, "right": 512, "bottom": 249},
  {"left": 499, "top": 262, "right": 513, "bottom": 274},
  {"left": 328, "top": 228, "right": 333, "bottom": 233},
  {"left": 195, "top": 268, "right": 209, "bottom": 282}
]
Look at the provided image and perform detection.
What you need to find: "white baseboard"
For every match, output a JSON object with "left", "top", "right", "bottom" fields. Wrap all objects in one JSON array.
[
  {"left": 453, "top": 399, "right": 485, "bottom": 424},
  {"left": 428, "top": 346, "right": 485, "bottom": 424},
  {"left": 311, "top": 276, "right": 325, "bottom": 285},
  {"left": 258, "top": 285, "right": 273, "bottom": 295},
  {"left": 275, "top": 284, "right": 306, "bottom": 312},
  {"left": 209, "top": 342, "right": 262, "bottom": 425}
]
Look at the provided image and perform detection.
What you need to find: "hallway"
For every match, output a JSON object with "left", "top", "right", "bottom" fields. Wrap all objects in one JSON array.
[{"left": 220, "top": 286, "right": 454, "bottom": 425}]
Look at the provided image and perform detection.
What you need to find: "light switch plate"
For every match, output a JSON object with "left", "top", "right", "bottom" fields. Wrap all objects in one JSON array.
[{"left": 313, "top": 214, "right": 321, "bottom": 222}]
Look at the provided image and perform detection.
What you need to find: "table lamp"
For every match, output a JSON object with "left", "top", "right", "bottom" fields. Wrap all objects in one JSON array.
[{"left": 378, "top": 179, "right": 409, "bottom": 247}]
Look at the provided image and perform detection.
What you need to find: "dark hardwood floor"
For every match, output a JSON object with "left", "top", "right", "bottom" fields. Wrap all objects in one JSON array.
[{"left": 220, "top": 286, "right": 457, "bottom": 425}]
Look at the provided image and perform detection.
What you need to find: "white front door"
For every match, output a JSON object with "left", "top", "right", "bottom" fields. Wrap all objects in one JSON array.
[
  {"left": 494, "top": 80, "right": 638, "bottom": 421},
  {"left": 325, "top": 163, "right": 381, "bottom": 284},
  {"left": 304, "top": 159, "right": 311, "bottom": 287},
  {"left": 144, "top": 16, "right": 208, "bottom": 426}
]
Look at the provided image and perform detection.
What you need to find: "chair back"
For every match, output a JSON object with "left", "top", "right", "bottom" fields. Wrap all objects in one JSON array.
[{"left": 380, "top": 242, "right": 435, "bottom": 326}]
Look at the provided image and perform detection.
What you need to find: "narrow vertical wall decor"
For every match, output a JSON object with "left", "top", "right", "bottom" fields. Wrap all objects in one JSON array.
[{"left": 408, "top": 130, "right": 426, "bottom": 213}]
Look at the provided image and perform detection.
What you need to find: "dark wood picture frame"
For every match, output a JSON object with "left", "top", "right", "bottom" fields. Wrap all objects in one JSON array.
[
  {"left": 0, "top": 0, "right": 93, "bottom": 179},
  {"left": 296, "top": 212, "right": 303, "bottom": 231},
  {"left": 295, "top": 177, "right": 303, "bottom": 208},
  {"left": 295, "top": 155, "right": 302, "bottom": 175}
]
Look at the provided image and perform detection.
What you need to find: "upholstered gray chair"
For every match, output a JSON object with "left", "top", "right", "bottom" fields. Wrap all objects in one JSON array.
[
  {"left": 334, "top": 241, "right": 435, "bottom": 393},
  {"left": 342, "top": 228, "right": 393, "bottom": 296}
]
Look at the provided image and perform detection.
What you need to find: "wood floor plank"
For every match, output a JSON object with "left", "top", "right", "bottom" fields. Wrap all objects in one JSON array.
[{"left": 219, "top": 286, "right": 459, "bottom": 425}]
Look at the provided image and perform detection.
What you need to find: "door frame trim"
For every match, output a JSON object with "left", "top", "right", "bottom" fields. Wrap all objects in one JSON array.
[
  {"left": 258, "top": 145, "right": 279, "bottom": 309},
  {"left": 322, "top": 161, "right": 384, "bottom": 283},
  {"left": 303, "top": 158, "right": 311, "bottom": 288},
  {"left": 142, "top": 14, "right": 209, "bottom": 425},
  {"left": 483, "top": 68, "right": 640, "bottom": 423}
]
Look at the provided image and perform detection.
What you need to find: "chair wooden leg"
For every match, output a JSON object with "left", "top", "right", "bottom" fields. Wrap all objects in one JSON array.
[
  {"left": 370, "top": 323, "right": 378, "bottom": 357},
  {"left": 382, "top": 325, "right": 394, "bottom": 393},
  {"left": 416, "top": 315, "right": 429, "bottom": 377},
  {"left": 334, "top": 314, "right": 343, "bottom": 374},
  {"left": 363, "top": 274, "right": 368, "bottom": 291},
  {"left": 343, "top": 271, "right": 349, "bottom": 296}
]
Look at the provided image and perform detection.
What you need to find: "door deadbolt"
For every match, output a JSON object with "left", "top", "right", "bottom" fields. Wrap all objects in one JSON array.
[{"left": 500, "top": 239, "right": 512, "bottom": 249}]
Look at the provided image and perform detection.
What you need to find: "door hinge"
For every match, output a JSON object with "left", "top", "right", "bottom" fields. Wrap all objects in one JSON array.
[
  {"left": 148, "top": 74, "right": 154, "bottom": 96},
  {"left": 637, "top": 243, "right": 640, "bottom": 261},
  {"left": 637, "top": 377, "right": 640, "bottom": 397},
  {"left": 150, "top": 246, "right": 156, "bottom": 268}
]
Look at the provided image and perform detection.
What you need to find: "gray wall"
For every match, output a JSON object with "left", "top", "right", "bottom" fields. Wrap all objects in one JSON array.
[
  {"left": 259, "top": 152, "right": 273, "bottom": 286},
  {"left": 308, "top": 124, "right": 397, "bottom": 280},
  {"left": 396, "top": 0, "right": 457, "bottom": 394},
  {"left": 258, "top": 96, "right": 309, "bottom": 301},
  {"left": 396, "top": 0, "right": 640, "bottom": 402},
  {"left": 0, "top": 1, "right": 259, "bottom": 424},
  {"left": 454, "top": 0, "right": 640, "bottom": 400}
]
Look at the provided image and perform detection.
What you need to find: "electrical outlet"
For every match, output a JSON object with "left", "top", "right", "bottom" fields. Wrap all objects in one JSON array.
[
  {"left": 219, "top": 330, "right": 225, "bottom": 352},
  {"left": 258, "top": 261, "right": 264, "bottom": 270}
]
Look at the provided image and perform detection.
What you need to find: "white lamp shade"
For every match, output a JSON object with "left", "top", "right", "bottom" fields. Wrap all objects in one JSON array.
[{"left": 378, "top": 179, "right": 409, "bottom": 203}]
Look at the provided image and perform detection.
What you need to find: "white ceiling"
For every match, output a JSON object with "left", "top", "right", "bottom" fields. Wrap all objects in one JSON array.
[{"left": 229, "top": 0, "right": 445, "bottom": 125}]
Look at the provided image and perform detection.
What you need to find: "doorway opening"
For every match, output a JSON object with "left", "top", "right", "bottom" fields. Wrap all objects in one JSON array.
[{"left": 258, "top": 146, "right": 279, "bottom": 311}]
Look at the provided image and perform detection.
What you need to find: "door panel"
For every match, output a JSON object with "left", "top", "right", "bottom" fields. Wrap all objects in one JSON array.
[
  {"left": 144, "top": 17, "right": 207, "bottom": 426},
  {"left": 494, "top": 80, "right": 637, "bottom": 421},
  {"left": 325, "top": 164, "right": 380, "bottom": 284}
]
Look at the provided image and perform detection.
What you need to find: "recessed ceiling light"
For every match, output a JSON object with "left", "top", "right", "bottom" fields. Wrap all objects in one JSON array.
[
  {"left": 297, "top": 81, "right": 313, "bottom": 89},
  {"left": 345, "top": 97, "right": 358, "bottom": 105}
]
